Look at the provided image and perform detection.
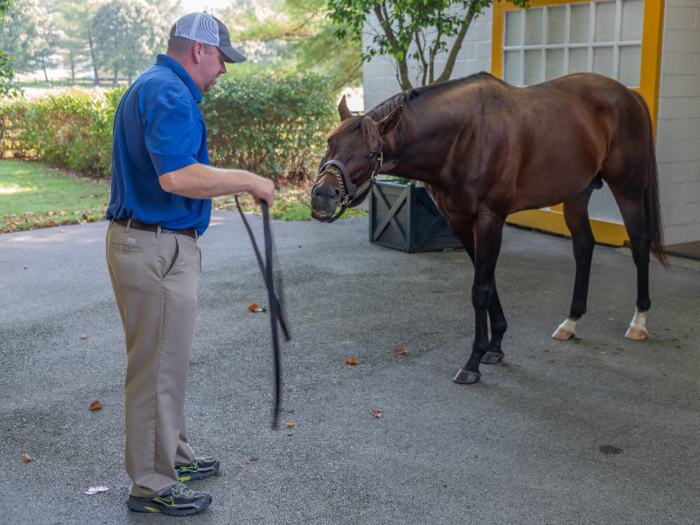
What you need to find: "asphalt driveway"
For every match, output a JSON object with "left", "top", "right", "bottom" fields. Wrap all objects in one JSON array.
[{"left": 1, "top": 212, "right": 699, "bottom": 524}]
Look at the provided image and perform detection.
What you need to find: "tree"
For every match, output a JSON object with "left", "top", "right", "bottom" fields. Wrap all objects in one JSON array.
[
  {"left": 91, "top": 0, "right": 166, "bottom": 84},
  {"left": 222, "top": 0, "right": 361, "bottom": 90},
  {"left": 328, "top": 0, "right": 529, "bottom": 90},
  {"left": 56, "top": 0, "right": 100, "bottom": 82},
  {"left": 0, "top": 0, "right": 58, "bottom": 81},
  {"left": 0, "top": 0, "right": 15, "bottom": 95}
]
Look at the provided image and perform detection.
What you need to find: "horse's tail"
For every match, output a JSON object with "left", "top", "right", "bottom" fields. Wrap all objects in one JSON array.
[{"left": 632, "top": 91, "right": 668, "bottom": 268}]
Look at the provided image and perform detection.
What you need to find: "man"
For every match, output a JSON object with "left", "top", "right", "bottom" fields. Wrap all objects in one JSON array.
[{"left": 105, "top": 12, "right": 275, "bottom": 516}]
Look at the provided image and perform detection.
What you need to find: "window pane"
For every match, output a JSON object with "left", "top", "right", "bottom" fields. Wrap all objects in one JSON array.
[
  {"left": 594, "top": 2, "right": 616, "bottom": 42},
  {"left": 524, "top": 49, "right": 542, "bottom": 85},
  {"left": 593, "top": 46, "right": 614, "bottom": 77},
  {"left": 569, "top": 48, "right": 589, "bottom": 74},
  {"left": 570, "top": 4, "right": 591, "bottom": 43},
  {"left": 621, "top": 0, "right": 644, "bottom": 41},
  {"left": 526, "top": 8, "right": 544, "bottom": 45},
  {"left": 546, "top": 49, "right": 565, "bottom": 80},
  {"left": 504, "top": 50, "right": 522, "bottom": 85},
  {"left": 619, "top": 45, "right": 641, "bottom": 86},
  {"left": 547, "top": 6, "right": 566, "bottom": 45},
  {"left": 505, "top": 11, "right": 522, "bottom": 46}
]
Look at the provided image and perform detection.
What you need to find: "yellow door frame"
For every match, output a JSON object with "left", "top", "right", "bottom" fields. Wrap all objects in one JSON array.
[{"left": 492, "top": 0, "right": 666, "bottom": 246}]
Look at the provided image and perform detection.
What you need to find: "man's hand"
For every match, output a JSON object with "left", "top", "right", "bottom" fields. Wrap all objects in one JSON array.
[
  {"left": 160, "top": 164, "right": 276, "bottom": 205},
  {"left": 251, "top": 176, "right": 276, "bottom": 207}
]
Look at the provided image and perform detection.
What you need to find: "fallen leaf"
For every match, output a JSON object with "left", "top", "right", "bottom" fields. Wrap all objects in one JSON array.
[
  {"left": 248, "top": 303, "right": 267, "bottom": 312},
  {"left": 372, "top": 410, "right": 383, "bottom": 418},
  {"left": 84, "top": 484, "right": 109, "bottom": 495},
  {"left": 345, "top": 357, "right": 358, "bottom": 365},
  {"left": 286, "top": 422, "right": 296, "bottom": 427},
  {"left": 80, "top": 334, "right": 89, "bottom": 339},
  {"left": 393, "top": 347, "right": 406, "bottom": 354},
  {"left": 22, "top": 454, "right": 31, "bottom": 462},
  {"left": 89, "top": 400, "right": 103, "bottom": 411}
]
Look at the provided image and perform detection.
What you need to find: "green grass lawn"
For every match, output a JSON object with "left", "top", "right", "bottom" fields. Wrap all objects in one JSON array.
[
  {"left": 0, "top": 160, "right": 110, "bottom": 234},
  {"left": 0, "top": 160, "right": 367, "bottom": 234}
]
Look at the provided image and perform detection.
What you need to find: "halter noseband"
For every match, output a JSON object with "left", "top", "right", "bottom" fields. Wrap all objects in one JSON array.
[{"left": 312, "top": 145, "right": 384, "bottom": 223}]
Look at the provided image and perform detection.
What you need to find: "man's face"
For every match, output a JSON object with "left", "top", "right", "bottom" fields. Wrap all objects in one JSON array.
[{"left": 201, "top": 48, "right": 227, "bottom": 92}]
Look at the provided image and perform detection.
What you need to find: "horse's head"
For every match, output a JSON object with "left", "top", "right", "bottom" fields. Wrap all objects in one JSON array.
[{"left": 310, "top": 95, "right": 404, "bottom": 222}]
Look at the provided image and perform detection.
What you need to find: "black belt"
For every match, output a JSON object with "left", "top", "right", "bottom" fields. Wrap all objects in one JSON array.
[{"left": 112, "top": 218, "right": 197, "bottom": 239}]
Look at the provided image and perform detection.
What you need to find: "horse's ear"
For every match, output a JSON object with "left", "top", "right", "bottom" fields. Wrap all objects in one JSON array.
[
  {"left": 338, "top": 95, "right": 352, "bottom": 122},
  {"left": 377, "top": 105, "right": 403, "bottom": 136}
]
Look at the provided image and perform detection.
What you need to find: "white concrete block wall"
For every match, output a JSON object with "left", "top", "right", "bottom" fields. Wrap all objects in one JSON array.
[
  {"left": 362, "top": 8, "right": 493, "bottom": 111},
  {"left": 657, "top": 0, "right": 700, "bottom": 244}
]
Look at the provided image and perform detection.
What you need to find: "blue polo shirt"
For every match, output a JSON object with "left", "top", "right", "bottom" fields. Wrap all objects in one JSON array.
[{"left": 106, "top": 54, "right": 211, "bottom": 235}]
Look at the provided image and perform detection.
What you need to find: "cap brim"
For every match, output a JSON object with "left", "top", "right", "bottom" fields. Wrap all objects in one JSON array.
[{"left": 218, "top": 43, "right": 247, "bottom": 63}]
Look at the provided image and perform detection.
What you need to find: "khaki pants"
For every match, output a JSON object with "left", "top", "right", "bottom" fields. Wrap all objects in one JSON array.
[{"left": 106, "top": 220, "right": 200, "bottom": 498}]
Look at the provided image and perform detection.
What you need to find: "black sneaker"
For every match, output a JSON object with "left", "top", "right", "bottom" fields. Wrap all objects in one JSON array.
[
  {"left": 127, "top": 482, "right": 211, "bottom": 516},
  {"left": 175, "top": 456, "right": 221, "bottom": 482}
]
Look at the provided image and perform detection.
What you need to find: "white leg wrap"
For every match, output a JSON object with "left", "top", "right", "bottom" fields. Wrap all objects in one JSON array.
[
  {"left": 552, "top": 318, "right": 578, "bottom": 340},
  {"left": 625, "top": 308, "right": 648, "bottom": 340}
]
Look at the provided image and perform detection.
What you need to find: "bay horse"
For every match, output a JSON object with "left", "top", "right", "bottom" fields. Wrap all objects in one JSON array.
[{"left": 309, "top": 72, "right": 667, "bottom": 384}]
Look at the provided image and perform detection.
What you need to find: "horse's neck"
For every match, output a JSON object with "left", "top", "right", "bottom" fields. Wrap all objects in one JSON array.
[{"left": 386, "top": 123, "right": 449, "bottom": 188}]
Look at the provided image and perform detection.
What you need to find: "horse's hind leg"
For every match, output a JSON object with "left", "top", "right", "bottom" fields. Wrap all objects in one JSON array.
[
  {"left": 552, "top": 186, "right": 596, "bottom": 340},
  {"left": 608, "top": 188, "right": 652, "bottom": 340}
]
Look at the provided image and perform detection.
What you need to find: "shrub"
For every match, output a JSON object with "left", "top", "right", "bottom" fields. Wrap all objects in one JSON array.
[
  {"left": 0, "top": 73, "right": 337, "bottom": 181},
  {"left": 202, "top": 73, "right": 337, "bottom": 181},
  {"left": 0, "top": 88, "right": 125, "bottom": 177}
]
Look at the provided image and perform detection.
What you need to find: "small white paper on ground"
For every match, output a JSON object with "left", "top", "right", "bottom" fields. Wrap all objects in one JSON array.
[{"left": 84, "top": 484, "right": 109, "bottom": 495}]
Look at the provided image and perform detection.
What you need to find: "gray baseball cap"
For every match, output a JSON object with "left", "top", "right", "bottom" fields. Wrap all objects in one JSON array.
[{"left": 170, "top": 12, "right": 247, "bottom": 63}]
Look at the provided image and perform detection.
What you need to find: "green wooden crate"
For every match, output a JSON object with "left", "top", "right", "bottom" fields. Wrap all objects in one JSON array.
[{"left": 369, "top": 181, "right": 463, "bottom": 253}]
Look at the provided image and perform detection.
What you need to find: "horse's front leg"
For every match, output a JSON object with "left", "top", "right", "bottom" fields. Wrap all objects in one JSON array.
[
  {"left": 458, "top": 228, "right": 507, "bottom": 364},
  {"left": 454, "top": 214, "right": 506, "bottom": 384}
]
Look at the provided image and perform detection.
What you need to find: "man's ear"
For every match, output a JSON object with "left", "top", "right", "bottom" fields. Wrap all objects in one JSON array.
[
  {"left": 191, "top": 41, "right": 205, "bottom": 64},
  {"left": 338, "top": 95, "right": 352, "bottom": 122},
  {"left": 378, "top": 106, "right": 403, "bottom": 135}
]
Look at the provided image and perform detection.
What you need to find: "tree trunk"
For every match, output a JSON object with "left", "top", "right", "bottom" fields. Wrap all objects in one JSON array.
[
  {"left": 40, "top": 54, "right": 49, "bottom": 82},
  {"left": 374, "top": 1, "right": 413, "bottom": 90},
  {"left": 434, "top": 5, "right": 476, "bottom": 84},
  {"left": 87, "top": 29, "right": 99, "bottom": 86}
]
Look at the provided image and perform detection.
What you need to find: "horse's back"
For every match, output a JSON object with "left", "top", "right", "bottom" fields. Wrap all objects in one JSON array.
[{"left": 470, "top": 73, "right": 648, "bottom": 211}]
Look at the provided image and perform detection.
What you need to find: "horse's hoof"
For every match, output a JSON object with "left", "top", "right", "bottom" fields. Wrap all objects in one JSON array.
[
  {"left": 481, "top": 351, "right": 504, "bottom": 364},
  {"left": 552, "top": 328, "right": 575, "bottom": 340},
  {"left": 453, "top": 369, "right": 481, "bottom": 384},
  {"left": 552, "top": 318, "right": 577, "bottom": 340},
  {"left": 625, "top": 326, "right": 647, "bottom": 340}
]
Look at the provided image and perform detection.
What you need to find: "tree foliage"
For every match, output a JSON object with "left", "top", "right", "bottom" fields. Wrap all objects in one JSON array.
[
  {"left": 91, "top": 0, "right": 167, "bottom": 84},
  {"left": 0, "top": 0, "right": 14, "bottom": 96},
  {"left": 222, "top": 0, "right": 361, "bottom": 90},
  {"left": 55, "top": 0, "right": 101, "bottom": 82},
  {"left": 328, "top": 0, "right": 530, "bottom": 90},
  {"left": 0, "top": 0, "right": 59, "bottom": 81}
]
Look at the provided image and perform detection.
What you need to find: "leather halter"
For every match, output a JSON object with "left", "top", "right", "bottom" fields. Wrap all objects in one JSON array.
[{"left": 312, "top": 146, "right": 384, "bottom": 223}]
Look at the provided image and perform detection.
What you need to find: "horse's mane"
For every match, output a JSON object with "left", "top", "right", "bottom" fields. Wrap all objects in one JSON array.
[
  {"left": 326, "top": 72, "right": 495, "bottom": 149},
  {"left": 326, "top": 90, "right": 419, "bottom": 150}
]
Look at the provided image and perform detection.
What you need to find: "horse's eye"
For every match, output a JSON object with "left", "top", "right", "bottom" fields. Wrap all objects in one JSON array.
[{"left": 368, "top": 153, "right": 376, "bottom": 160}]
